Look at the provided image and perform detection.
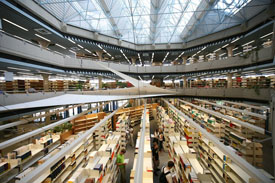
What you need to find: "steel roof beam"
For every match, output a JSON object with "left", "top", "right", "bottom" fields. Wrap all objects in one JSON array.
[{"left": 96, "top": 0, "right": 122, "bottom": 38}]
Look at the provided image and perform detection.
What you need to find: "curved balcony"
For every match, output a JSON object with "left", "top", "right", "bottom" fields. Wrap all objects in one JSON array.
[{"left": 0, "top": 32, "right": 273, "bottom": 74}]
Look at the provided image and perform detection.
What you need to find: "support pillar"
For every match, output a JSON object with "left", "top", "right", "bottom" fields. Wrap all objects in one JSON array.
[
  {"left": 37, "top": 40, "right": 50, "bottom": 49},
  {"left": 131, "top": 57, "right": 136, "bottom": 65},
  {"left": 99, "top": 102, "right": 103, "bottom": 112},
  {"left": 172, "top": 79, "right": 175, "bottom": 88},
  {"left": 96, "top": 51, "right": 103, "bottom": 61},
  {"left": 98, "top": 76, "right": 102, "bottom": 89},
  {"left": 42, "top": 74, "right": 49, "bottom": 92},
  {"left": 183, "top": 76, "right": 187, "bottom": 88},
  {"left": 45, "top": 110, "right": 50, "bottom": 125},
  {"left": 227, "top": 46, "right": 234, "bottom": 57},
  {"left": 182, "top": 56, "right": 187, "bottom": 65},
  {"left": 227, "top": 73, "right": 233, "bottom": 88}
]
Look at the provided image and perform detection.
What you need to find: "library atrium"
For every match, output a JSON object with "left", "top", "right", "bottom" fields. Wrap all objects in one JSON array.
[{"left": 0, "top": 0, "right": 274, "bottom": 183}]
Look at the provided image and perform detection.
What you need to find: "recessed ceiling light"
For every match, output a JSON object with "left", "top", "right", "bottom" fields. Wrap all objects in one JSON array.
[{"left": 3, "top": 18, "right": 28, "bottom": 31}]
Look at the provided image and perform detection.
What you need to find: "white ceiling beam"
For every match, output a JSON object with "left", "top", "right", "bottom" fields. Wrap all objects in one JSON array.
[{"left": 96, "top": 0, "right": 122, "bottom": 38}]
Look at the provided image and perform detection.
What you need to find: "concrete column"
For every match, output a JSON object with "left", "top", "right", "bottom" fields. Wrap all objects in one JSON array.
[
  {"left": 131, "top": 57, "right": 136, "bottom": 65},
  {"left": 37, "top": 40, "right": 50, "bottom": 49},
  {"left": 45, "top": 110, "right": 50, "bottom": 125},
  {"left": 42, "top": 74, "right": 49, "bottom": 92},
  {"left": 172, "top": 79, "right": 175, "bottom": 88},
  {"left": 98, "top": 76, "right": 102, "bottom": 89},
  {"left": 96, "top": 51, "right": 103, "bottom": 61},
  {"left": 227, "top": 46, "right": 234, "bottom": 57},
  {"left": 182, "top": 56, "right": 187, "bottom": 65},
  {"left": 183, "top": 76, "right": 187, "bottom": 88},
  {"left": 227, "top": 73, "right": 233, "bottom": 88}
]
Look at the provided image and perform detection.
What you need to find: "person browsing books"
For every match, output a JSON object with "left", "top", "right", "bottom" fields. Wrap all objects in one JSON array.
[{"left": 117, "top": 149, "right": 127, "bottom": 183}]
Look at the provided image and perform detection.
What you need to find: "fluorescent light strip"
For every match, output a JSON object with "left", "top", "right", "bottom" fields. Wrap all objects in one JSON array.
[
  {"left": 162, "top": 52, "right": 170, "bottom": 63},
  {"left": 164, "top": 75, "right": 169, "bottom": 79},
  {"left": 152, "top": 75, "right": 154, "bottom": 79},
  {"left": 231, "top": 37, "right": 240, "bottom": 43},
  {"left": 77, "top": 44, "right": 83, "bottom": 49},
  {"left": 213, "top": 48, "right": 221, "bottom": 53},
  {"left": 234, "top": 52, "right": 242, "bottom": 56},
  {"left": 85, "top": 49, "right": 91, "bottom": 53},
  {"left": 3, "top": 18, "right": 28, "bottom": 31},
  {"left": 35, "top": 34, "right": 50, "bottom": 42},
  {"left": 69, "top": 50, "right": 76, "bottom": 54},
  {"left": 242, "top": 40, "right": 255, "bottom": 47},
  {"left": 260, "top": 32, "right": 273, "bottom": 39},
  {"left": 151, "top": 53, "right": 154, "bottom": 63},
  {"left": 222, "top": 44, "right": 229, "bottom": 48},
  {"left": 55, "top": 43, "right": 66, "bottom": 49},
  {"left": 138, "top": 76, "right": 143, "bottom": 81},
  {"left": 232, "top": 47, "right": 239, "bottom": 51},
  {"left": 98, "top": 45, "right": 103, "bottom": 49},
  {"left": 68, "top": 39, "right": 75, "bottom": 44},
  {"left": 7, "top": 67, "right": 30, "bottom": 72},
  {"left": 219, "top": 53, "right": 226, "bottom": 57},
  {"left": 54, "top": 51, "right": 63, "bottom": 55}
]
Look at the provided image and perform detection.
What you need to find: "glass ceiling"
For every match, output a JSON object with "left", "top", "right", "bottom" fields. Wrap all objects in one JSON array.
[{"left": 34, "top": 0, "right": 252, "bottom": 44}]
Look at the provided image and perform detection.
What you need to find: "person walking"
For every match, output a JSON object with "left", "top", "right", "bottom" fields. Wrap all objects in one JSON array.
[
  {"left": 153, "top": 129, "right": 159, "bottom": 144},
  {"left": 152, "top": 141, "right": 160, "bottom": 175},
  {"left": 159, "top": 161, "right": 175, "bottom": 183},
  {"left": 116, "top": 149, "right": 126, "bottom": 183},
  {"left": 158, "top": 129, "right": 164, "bottom": 152}
]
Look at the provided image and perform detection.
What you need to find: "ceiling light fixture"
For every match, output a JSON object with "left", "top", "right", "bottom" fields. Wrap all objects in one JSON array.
[
  {"left": 3, "top": 18, "right": 28, "bottom": 31},
  {"left": 120, "top": 50, "right": 131, "bottom": 64},
  {"left": 138, "top": 53, "right": 142, "bottom": 63},
  {"left": 97, "top": 45, "right": 103, "bottom": 49},
  {"left": 162, "top": 52, "right": 170, "bottom": 63},
  {"left": 242, "top": 40, "right": 255, "bottom": 47},
  {"left": 68, "top": 39, "right": 75, "bottom": 44},
  {"left": 232, "top": 47, "right": 238, "bottom": 51},
  {"left": 35, "top": 34, "right": 50, "bottom": 42},
  {"left": 138, "top": 76, "right": 143, "bottom": 81},
  {"left": 164, "top": 75, "right": 170, "bottom": 79},
  {"left": 260, "top": 32, "right": 273, "bottom": 39},
  {"left": 69, "top": 50, "right": 76, "bottom": 54},
  {"left": 213, "top": 48, "right": 221, "bottom": 53},
  {"left": 7, "top": 67, "right": 30, "bottom": 72},
  {"left": 17, "top": 72, "right": 34, "bottom": 76},
  {"left": 222, "top": 44, "right": 229, "bottom": 48},
  {"left": 152, "top": 75, "right": 154, "bottom": 79},
  {"left": 55, "top": 43, "right": 66, "bottom": 49},
  {"left": 54, "top": 51, "right": 62, "bottom": 55},
  {"left": 77, "top": 44, "right": 83, "bottom": 49},
  {"left": 151, "top": 53, "right": 154, "bottom": 63},
  {"left": 231, "top": 37, "right": 240, "bottom": 43},
  {"left": 85, "top": 49, "right": 91, "bottom": 53}
]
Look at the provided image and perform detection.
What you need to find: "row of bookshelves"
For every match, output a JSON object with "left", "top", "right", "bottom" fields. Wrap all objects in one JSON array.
[
  {"left": 176, "top": 102, "right": 263, "bottom": 167},
  {"left": 156, "top": 105, "right": 272, "bottom": 183},
  {"left": 186, "top": 75, "right": 275, "bottom": 88}
]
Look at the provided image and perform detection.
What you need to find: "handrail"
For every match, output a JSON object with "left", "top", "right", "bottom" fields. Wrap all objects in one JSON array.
[
  {"left": 0, "top": 102, "right": 109, "bottom": 149},
  {"left": 134, "top": 99, "right": 147, "bottom": 183},
  {"left": 0, "top": 103, "right": 84, "bottom": 131},
  {"left": 162, "top": 98, "right": 272, "bottom": 183},
  {"left": 18, "top": 101, "right": 128, "bottom": 183}
]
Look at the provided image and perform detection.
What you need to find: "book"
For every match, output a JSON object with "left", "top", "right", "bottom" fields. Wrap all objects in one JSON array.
[{"left": 124, "top": 159, "right": 129, "bottom": 164}]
